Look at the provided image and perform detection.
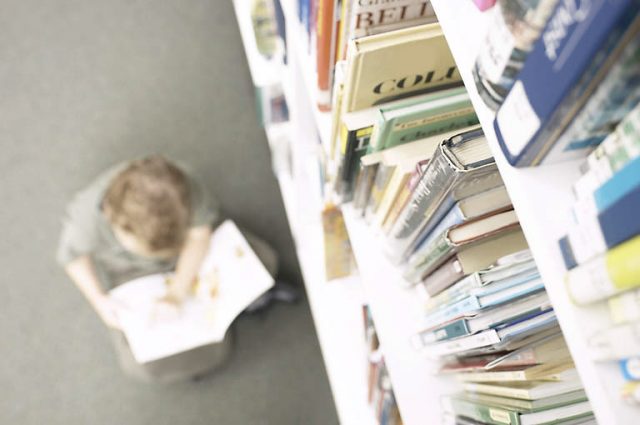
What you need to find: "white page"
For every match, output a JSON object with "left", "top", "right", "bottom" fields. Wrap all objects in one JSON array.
[{"left": 110, "top": 220, "right": 275, "bottom": 363}]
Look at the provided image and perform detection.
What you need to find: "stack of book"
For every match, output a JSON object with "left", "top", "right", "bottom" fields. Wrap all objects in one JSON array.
[
  {"left": 558, "top": 103, "right": 640, "bottom": 404},
  {"left": 411, "top": 250, "right": 593, "bottom": 424},
  {"left": 364, "top": 305, "right": 404, "bottom": 425}
]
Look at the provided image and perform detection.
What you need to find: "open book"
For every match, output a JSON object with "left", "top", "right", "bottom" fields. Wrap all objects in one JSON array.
[{"left": 110, "top": 220, "right": 274, "bottom": 363}]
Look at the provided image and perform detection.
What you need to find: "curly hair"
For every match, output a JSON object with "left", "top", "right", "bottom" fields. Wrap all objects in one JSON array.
[{"left": 103, "top": 155, "right": 191, "bottom": 253}]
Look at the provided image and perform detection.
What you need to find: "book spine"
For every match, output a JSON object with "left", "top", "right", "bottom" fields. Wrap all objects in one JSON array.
[
  {"left": 416, "top": 317, "right": 471, "bottom": 345},
  {"left": 384, "top": 104, "right": 480, "bottom": 150},
  {"left": 405, "top": 203, "right": 464, "bottom": 264},
  {"left": 403, "top": 230, "right": 454, "bottom": 283},
  {"left": 589, "top": 323, "right": 640, "bottom": 361},
  {"left": 463, "top": 382, "right": 532, "bottom": 400},
  {"left": 372, "top": 169, "right": 407, "bottom": 228},
  {"left": 422, "top": 256, "right": 465, "bottom": 297},
  {"left": 450, "top": 398, "right": 520, "bottom": 425},
  {"left": 316, "top": 0, "right": 335, "bottom": 109},
  {"left": 598, "top": 183, "right": 640, "bottom": 249},
  {"left": 422, "top": 295, "right": 482, "bottom": 330},
  {"left": 348, "top": 0, "right": 436, "bottom": 39},
  {"left": 401, "top": 193, "right": 456, "bottom": 259},
  {"left": 494, "top": 0, "right": 640, "bottom": 166},
  {"left": 425, "top": 329, "right": 500, "bottom": 356},
  {"left": 353, "top": 163, "right": 378, "bottom": 213},
  {"left": 595, "top": 155, "right": 640, "bottom": 213},
  {"left": 608, "top": 288, "right": 640, "bottom": 325},
  {"left": 425, "top": 273, "right": 481, "bottom": 311},
  {"left": 620, "top": 357, "right": 640, "bottom": 381},
  {"left": 566, "top": 234, "right": 640, "bottom": 305}
]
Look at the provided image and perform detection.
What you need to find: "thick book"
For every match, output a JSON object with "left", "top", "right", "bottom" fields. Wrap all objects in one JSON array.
[
  {"left": 386, "top": 127, "right": 503, "bottom": 260},
  {"left": 463, "top": 378, "right": 586, "bottom": 401},
  {"left": 609, "top": 288, "right": 640, "bottom": 325},
  {"left": 560, "top": 179, "right": 640, "bottom": 268},
  {"left": 450, "top": 397, "right": 591, "bottom": 425},
  {"left": 415, "top": 291, "right": 551, "bottom": 345},
  {"left": 341, "top": 23, "right": 461, "bottom": 113},
  {"left": 422, "top": 274, "right": 545, "bottom": 330},
  {"left": 418, "top": 256, "right": 465, "bottom": 297},
  {"left": 566, "top": 234, "right": 640, "bottom": 305},
  {"left": 494, "top": 0, "right": 640, "bottom": 166},
  {"left": 109, "top": 220, "right": 274, "bottom": 363},
  {"left": 404, "top": 209, "right": 520, "bottom": 283},
  {"left": 368, "top": 87, "right": 479, "bottom": 153},
  {"left": 364, "top": 163, "right": 394, "bottom": 221}
]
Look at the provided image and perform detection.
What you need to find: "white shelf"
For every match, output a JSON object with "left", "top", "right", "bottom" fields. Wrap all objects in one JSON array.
[
  {"left": 232, "top": 0, "right": 285, "bottom": 87},
  {"left": 270, "top": 154, "right": 376, "bottom": 425},
  {"left": 343, "top": 207, "right": 456, "bottom": 425},
  {"left": 431, "top": 1, "right": 631, "bottom": 423}
]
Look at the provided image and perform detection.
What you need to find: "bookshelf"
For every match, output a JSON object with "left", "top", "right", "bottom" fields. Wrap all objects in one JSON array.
[
  {"left": 431, "top": 1, "right": 632, "bottom": 424},
  {"left": 233, "top": 1, "right": 377, "bottom": 424},
  {"left": 236, "top": 0, "right": 633, "bottom": 424}
]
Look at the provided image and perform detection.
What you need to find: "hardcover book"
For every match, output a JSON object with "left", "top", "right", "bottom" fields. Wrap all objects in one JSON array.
[
  {"left": 368, "top": 86, "right": 478, "bottom": 153},
  {"left": 386, "top": 127, "right": 503, "bottom": 260},
  {"left": 341, "top": 23, "right": 461, "bottom": 112},
  {"left": 494, "top": 0, "right": 640, "bottom": 166}
]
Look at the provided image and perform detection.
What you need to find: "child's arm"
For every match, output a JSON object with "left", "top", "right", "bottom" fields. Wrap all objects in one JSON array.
[
  {"left": 164, "top": 224, "right": 213, "bottom": 302},
  {"left": 65, "top": 255, "right": 124, "bottom": 329}
]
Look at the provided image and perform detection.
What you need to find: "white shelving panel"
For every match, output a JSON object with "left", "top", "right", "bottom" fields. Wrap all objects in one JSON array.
[
  {"left": 343, "top": 206, "right": 457, "bottom": 425},
  {"left": 431, "top": 1, "right": 631, "bottom": 424},
  {"left": 233, "top": 1, "right": 377, "bottom": 424}
]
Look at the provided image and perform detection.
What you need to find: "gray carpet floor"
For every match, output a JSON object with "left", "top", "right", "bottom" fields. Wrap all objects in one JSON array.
[{"left": 0, "top": 0, "right": 338, "bottom": 424}]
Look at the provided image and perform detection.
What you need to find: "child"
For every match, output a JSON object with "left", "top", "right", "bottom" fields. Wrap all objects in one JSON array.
[{"left": 57, "top": 155, "right": 289, "bottom": 382}]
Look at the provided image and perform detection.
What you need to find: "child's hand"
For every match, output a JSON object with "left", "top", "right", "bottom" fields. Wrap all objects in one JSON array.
[{"left": 95, "top": 295, "right": 128, "bottom": 330}]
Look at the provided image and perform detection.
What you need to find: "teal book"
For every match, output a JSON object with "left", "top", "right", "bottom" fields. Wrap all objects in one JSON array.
[{"left": 368, "top": 86, "right": 479, "bottom": 153}]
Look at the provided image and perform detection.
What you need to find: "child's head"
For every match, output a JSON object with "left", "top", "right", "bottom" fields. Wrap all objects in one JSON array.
[{"left": 103, "top": 155, "right": 191, "bottom": 258}]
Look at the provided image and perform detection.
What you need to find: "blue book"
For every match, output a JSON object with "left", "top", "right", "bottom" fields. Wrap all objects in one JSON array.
[
  {"left": 422, "top": 277, "right": 545, "bottom": 330},
  {"left": 599, "top": 183, "right": 640, "bottom": 249},
  {"left": 494, "top": 0, "right": 640, "bottom": 166},
  {"left": 620, "top": 357, "right": 640, "bottom": 381},
  {"left": 595, "top": 156, "right": 640, "bottom": 212}
]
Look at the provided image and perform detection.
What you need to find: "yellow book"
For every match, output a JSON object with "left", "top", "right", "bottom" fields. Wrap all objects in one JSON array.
[
  {"left": 341, "top": 23, "right": 461, "bottom": 113},
  {"left": 566, "top": 234, "right": 640, "bottom": 305}
]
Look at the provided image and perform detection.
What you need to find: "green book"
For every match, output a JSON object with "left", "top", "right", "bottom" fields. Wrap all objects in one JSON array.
[
  {"left": 450, "top": 397, "right": 592, "bottom": 425},
  {"left": 368, "top": 86, "right": 479, "bottom": 153}
]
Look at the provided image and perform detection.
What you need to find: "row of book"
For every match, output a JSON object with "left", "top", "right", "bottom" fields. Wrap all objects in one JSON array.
[
  {"left": 478, "top": 0, "right": 639, "bottom": 167},
  {"left": 558, "top": 103, "right": 640, "bottom": 404},
  {"left": 364, "top": 305, "right": 404, "bottom": 425}
]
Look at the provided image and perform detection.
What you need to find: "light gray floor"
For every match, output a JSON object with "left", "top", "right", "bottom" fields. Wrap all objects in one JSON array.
[{"left": 0, "top": 0, "right": 339, "bottom": 424}]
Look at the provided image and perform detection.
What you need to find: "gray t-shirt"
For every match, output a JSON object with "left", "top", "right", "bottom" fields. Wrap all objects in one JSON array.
[{"left": 56, "top": 161, "right": 220, "bottom": 289}]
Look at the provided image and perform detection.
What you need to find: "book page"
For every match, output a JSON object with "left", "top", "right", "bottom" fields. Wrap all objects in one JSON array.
[{"left": 110, "top": 220, "right": 275, "bottom": 363}]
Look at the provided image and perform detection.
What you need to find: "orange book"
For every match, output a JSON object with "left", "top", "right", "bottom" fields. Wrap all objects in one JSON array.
[{"left": 316, "top": 0, "right": 336, "bottom": 110}]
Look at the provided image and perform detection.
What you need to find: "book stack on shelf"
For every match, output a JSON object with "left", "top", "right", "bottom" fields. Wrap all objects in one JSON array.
[
  {"left": 237, "top": 0, "right": 640, "bottom": 422},
  {"left": 364, "top": 305, "right": 404, "bottom": 425}
]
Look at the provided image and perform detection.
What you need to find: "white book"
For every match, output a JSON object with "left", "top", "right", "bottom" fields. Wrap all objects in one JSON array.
[{"left": 110, "top": 220, "right": 274, "bottom": 363}]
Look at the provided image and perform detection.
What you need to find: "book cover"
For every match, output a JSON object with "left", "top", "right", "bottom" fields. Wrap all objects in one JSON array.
[
  {"left": 494, "top": 0, "right": 640, "bottom": 166},
  {"left": 369, "top": 87, "right": 478, "bottom": 153},
  {"left": 341, "top": 23, "right": 461, "bottom": 112},
  {"left": 109, "top": 221, "right": 274, "bottom": 363},
  {"left": 566, "top": 234, "right": 640, "bottom": 305},
  {"left": 371, "top": 167, "right": 410, "bottom": 228}
]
